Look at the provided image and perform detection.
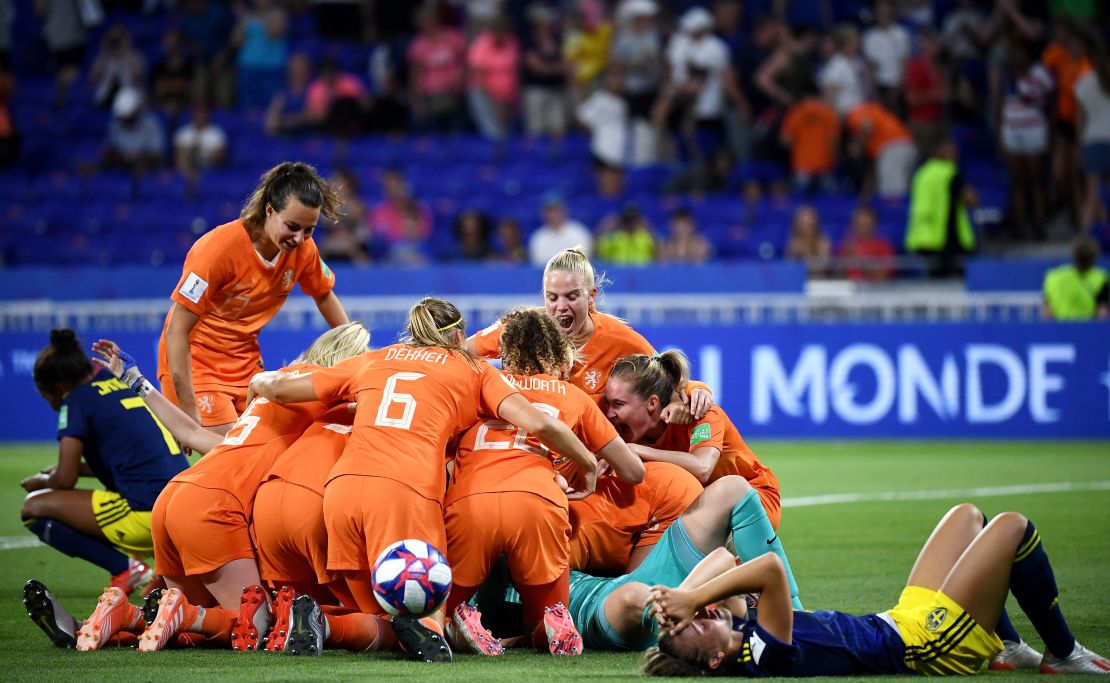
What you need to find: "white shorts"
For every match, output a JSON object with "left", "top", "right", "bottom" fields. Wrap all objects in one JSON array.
[
  {"left": 876, "top": 141, "right": 919, "bottom": 198},
  {"left": 1002, "top": 126, "right": 1048, "bottom": 155}
]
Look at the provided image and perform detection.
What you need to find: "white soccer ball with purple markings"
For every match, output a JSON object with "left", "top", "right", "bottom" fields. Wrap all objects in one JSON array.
[{"left": 371, "top": 539, "right": 453, "bottom": 617}]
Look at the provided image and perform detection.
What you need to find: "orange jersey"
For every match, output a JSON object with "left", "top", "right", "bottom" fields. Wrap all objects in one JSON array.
[
  {"left": 263, "top": 404, "right": 354, "bottom": 495},
  {"left": 568, "top": 462, "right": 701, "bottom": 576},
  {"left": 781, "top": 97, "right": 840, "bottom": 174},
  {"left": 171, "top": 363, "right": 331, "bottom": 510},
  {"left": 846, "top": 102, "right": 912, "bottom": 159},
  {"left": 1042, "top": 43, "right": 1091, "bottom": 123},
  {"left": 448, "top": 372, "right": 620, "bottom": 509},
  {"left": 650, "top": 404, "right": 779, "bottom": 493},
  {"left": 311, "top": 345, "right": 520, "bottom": 502},
  {"left": 470, "top": 311, "right": 654, "bottom": 397},
  {"left": 157, "top": 220, "right": 336, "bottom": 389}
]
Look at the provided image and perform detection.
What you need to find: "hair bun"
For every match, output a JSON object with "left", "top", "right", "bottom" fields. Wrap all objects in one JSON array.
[{"left": 49, "top": 328, "right": 78, "bottom": 348}]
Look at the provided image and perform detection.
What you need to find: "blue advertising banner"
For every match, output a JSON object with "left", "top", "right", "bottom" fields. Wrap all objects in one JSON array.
[{"left": 1, "top": 322, "right": 1107, "bottom": 441}]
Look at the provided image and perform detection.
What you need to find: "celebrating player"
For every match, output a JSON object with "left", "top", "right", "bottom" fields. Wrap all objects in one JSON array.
[
  {"left": 443, "top": 308, "right": 644, "bottom": 657},
  {"left": 158, "top": 161, "right": 350, "bottom": 435},
  {"left": 642, "top": 503, "right": 1110, "bottom": 676},
  {"left": 248, "top": 296, "right": 607, "bottom": 662},
  {"left": 73, "top": 323, "right": 369, "bottom": 653},
  {"left": 467, "top": 247, "right": 713, "bottom": 420},
  {"left": 22, "top": 329, "right": 187, "bottom": 627}
]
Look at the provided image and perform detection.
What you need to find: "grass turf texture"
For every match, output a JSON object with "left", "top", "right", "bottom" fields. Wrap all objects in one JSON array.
[{"left": 1, "top": 441, "right": 1107, "bottom": 682}]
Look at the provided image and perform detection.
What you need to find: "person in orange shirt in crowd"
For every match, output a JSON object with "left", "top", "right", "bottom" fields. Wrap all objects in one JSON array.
[
  {"left": 779, "top": 84, "right": 840, "bottom": 194},
  {"left": 1042, "top": 19, "right": 1091, "bottom": 223},
  {"left": 157, "top": 161, "right": 350, "bottom": 436},
  {"left": 837, "top": 205, "right": 895, "bottom": 281},
  {"left": 74, "top": 323, "right": 369, "bottom": 653},
  {"left": 845, "top": 101, "right": 918, "bottom": 198},
  {"left": 443, "top": 308, "right": 643, "bottom": 657},
  {"left": 601, "top": 350, "right": 801, "bottom": 607},
  {"left": 248, "top": 297, "right": 605, "bottom": 662},
  {"left": 467, "top": 247, "right": 713, "bottom": 419}
]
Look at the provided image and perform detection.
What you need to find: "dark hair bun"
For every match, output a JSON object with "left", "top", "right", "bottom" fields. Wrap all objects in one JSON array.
[{"left": 50, "top": 328, "right": 79, "bottom": 349}]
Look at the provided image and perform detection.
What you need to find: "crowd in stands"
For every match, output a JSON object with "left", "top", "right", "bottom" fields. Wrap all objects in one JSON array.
[{"left": 2, "top": 0, "right": 1110, "bottom": 279}]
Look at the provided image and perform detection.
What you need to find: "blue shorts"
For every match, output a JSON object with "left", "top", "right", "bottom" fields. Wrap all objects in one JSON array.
[
  {"left": 1082, "top": 142, "right": 1110, "bottom": 175},
  {"left": 567, "top": 518, "right": 707, "bottom": 650}
]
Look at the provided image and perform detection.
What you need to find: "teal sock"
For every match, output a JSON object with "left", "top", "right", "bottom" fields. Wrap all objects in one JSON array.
[{"left": 729, "top": 490, "right": 803, "bottom": 610}]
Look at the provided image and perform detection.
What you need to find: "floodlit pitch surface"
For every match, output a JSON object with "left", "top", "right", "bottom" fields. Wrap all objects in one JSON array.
[{"left": 1, "top": 441, "right": 1107, "bottom": 682}]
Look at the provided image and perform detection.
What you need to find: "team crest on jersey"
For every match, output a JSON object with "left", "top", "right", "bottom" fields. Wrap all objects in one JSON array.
[
  {"left": 584, "top": 368, "right": 602, "bottom": 390},
  {"left": 197, "top": 394, "right": 215, "bottom": 416},
  {"left": 925, "top": 607, "right": 948, "bottom": 632},
  {"left": 282, "top": 269, "right": 294, "bottom": 290}
]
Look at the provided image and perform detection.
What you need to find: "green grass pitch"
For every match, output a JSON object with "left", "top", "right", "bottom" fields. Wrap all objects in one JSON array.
[{"left": 0, "top": 441, "right": 1107, "bottom": 681}]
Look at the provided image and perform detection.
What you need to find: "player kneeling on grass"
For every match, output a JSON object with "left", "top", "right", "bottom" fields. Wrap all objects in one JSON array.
[
  {"left": 442, "top": 308, "right": 644, "bottom": 657},
  {"left": 641, "top": 503, "right": 1110, "bottom": 677},
  {"left": 23, "top": 329, "right": 189, "bottom": 648}
]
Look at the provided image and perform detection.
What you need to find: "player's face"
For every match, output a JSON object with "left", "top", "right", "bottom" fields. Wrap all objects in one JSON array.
[
  {"left": 670, "top": 607, "right": 734, "bottom": 664},
  {"left": 265, "top": 197, "right": 320, "bottom": 253},
  {"left": 543, "top": 271, "right": 595, "bottom": 337},
  {"left": 604, "top": 376, "right": 659, "bottom": 442}
]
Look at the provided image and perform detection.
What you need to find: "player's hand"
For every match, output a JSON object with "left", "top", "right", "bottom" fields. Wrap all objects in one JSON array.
[
  {"left": 646, "top": 586, "right": 698, "bottom": 636},
  {"left": 687, "top": 387, "right": 713, "bottom": 420},
  {"left": 21, "top": 472, "right": 50, "bottom": 492},
  {"left": 661, "top": 398, "right": 693, "bottom": 425},
  {"left": 566, "top": 468, "right": 597, "bottom": 501},
  {"left": 596, "top": 458, "right": 612, "bottom": 479},
  {"left": 92, "top": 339, "right": 142, "bottom": 388}
]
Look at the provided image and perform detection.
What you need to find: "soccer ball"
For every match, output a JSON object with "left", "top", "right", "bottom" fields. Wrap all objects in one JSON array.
[{"left": 371, "top": 539, "right": 452, "bottom": 617}]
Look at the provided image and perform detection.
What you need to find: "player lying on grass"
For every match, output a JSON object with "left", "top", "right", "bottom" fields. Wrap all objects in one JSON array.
[
  {"left": 476, "top": 473, "right": 803, "bottom": 652},
  {"left": 641, "top": 503, "right": 1110, "bottom": 676},
  {"left": 23, "top": 324, "right": 370, "bottom": 653},
  {"left": 442, "top": 308, "right": 643, "bottom": 658},
  {"left": 23, "top": 329, "right": 188, "bottom": 611}
]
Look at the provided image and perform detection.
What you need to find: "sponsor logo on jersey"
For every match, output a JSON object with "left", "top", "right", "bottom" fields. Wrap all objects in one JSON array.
[
  {"left": 584, "top": 368, "right": 602, "bottom": 390},
  {"left": 57, "top": 405, "right": 68, "bottom": 430},
  {"left": 179, "top": 272, "right": 209, "bottom": 304},
  {"left": 925, "top": 607, "right": 948, "bottom": 632},
  {"left": 690, "top": 423, "right": 711, "bottom": 446},
  {"left": 282, "top": 269, "right": 294, "bottom": 290}
]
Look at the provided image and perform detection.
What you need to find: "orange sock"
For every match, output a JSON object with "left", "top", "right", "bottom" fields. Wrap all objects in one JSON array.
[
  {"left": 192, "top": 606, "right": 236, "bottom": 644},
  {"left": 325, "top": 612, "right": 396, "bottom": 652}
]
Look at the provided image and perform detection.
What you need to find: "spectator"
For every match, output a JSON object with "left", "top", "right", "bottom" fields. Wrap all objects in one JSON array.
[
  {"left": 365, "top": 41, "right": 409, "bottom": 134},
  {"left": 173, "top": 100, "right": 227, "bottom": 179},
  {"left": 577, "top": 70, "right": 628, "bottom": 197},
  {"left": 779, "top": 83, "right": 840, "bottom": 194},
  {"left": 150, "top": 28, "right": 195, "bottom": 120},
  {"left": 528, "top": 191, "right": 593, "bottom": 266},
  {"left": 467, "top": 17, "right": 520, "bottom": 141},
  {"left": 837, "top": 205, "right": 894, "bottom": 281},
  {"left": 905, "top": 139, "right": 977, "bottom": 278},
  {"left": 844, "top": 100, "right": 917, "bottom": 199},
  {"left": 407, "top": 6, "right": 467, "bottom": 134},
  {"left": 862, "top": 0, "right": 910, "bottom": 114},
  {"left": 940, "top": 0, "right": 987, "bottom": 125},
  {"left": 996, "top": 37, "right": 1053, "bottom": 241},
  {"left": 1042, "top": 236, "right": 1108, "bottom": 320},
  {"left": 785, "top": 205, "right": 831, "bottom": 274},
  {"left": 0, "top": 66, "right": 16, "bottom": 168},
  {"left": 306, "top": 58, "right": 370, "bottom": 137},
  {"left": 37, "top": 0, "right": 89, "bottom": 107},
  {"left": 597, "top": 203, "right": 655, "bottom": 265},
  {"left": 450, "top": 209, "right": 494, "bottom": 261},
  {"left": 610, "top": 0, "right": 661, "bottom": 127},
  {"left": 754, "top": 24, "right": 819, "bottom": 109},
  {"left": 1076, "top": 30, "right": 1110, "bottom": 231},
  {"left": 90, "top": 24, "right": 146, "bottom": 108},
  {"left": 657, "top": 7, "right": 746, "bottom": 168},
  {"left": 231, "top": 0, "right": 288, "bottom": 109},
  {"left": 370, "top": 168, "right": 432, "bottom": 249},
  {"left": 656, "top": 208, "right": 711, "bottom": 264},
  {"left": 819, "top": 23, "right": 870, "bottom": 116},
  {"left": 265, "top": 52, "right": 313, "bottom": 135},
  {"left": 177, "top": 0, "right": 236, "bottom": 107},
  {"left": 0, "top": 0, "right": 11, "bottom": 70},
  {"left": 521, "top": 3, "right": 571, "bottom": 141},
  {"left": 103, "top": 87, "right": 165, "bottom": 177},
  {"left": 319, "top": 167, "right": 370, "bottom": 265},
  {"left": 493, "top": 216, "right": 528, "bottom": 263},
  {"left": 386, "top": 202, "right": 434, "bottom": 266},
  {"left": 904, "top": 28, "right": 947, "bottom": 156},
  {"left": 563, "top": 0, "right": 612, "bottom": 89},
  {"left": 1042, "top": 19, "right": 1091, "bottom": 225}
]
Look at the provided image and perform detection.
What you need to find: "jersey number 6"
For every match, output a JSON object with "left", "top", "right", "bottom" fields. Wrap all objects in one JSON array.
[{"left": 374, "top": 372, "right": 426, "bottom": 430}]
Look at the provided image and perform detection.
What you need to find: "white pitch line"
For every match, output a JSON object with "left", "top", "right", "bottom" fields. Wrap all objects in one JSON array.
[
  {"left": 783, "top": 481, "right": 1110, "bottom": 508},
  {"left": 0, "top": 537, "right": 42, "bottom": 550}
]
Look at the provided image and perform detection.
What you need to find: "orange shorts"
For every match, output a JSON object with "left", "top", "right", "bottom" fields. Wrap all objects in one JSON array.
[
  {"left": 756, "top": 486, "right": 781, "bottom": 530},
  {"left": 445, "top": 491, "right": 570, "bottom": 587},
  {"left": 158, "top": 375, "right": 246, "bottom": 428},
  {"left": 151, "top": 481, "right": 255, "bottom": 577},
  {"left": 323, "top": 475, "right": 446, "bottom": 575},
  {"left": 252, "top": 479, "right": 333, "bottom": 586}
]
